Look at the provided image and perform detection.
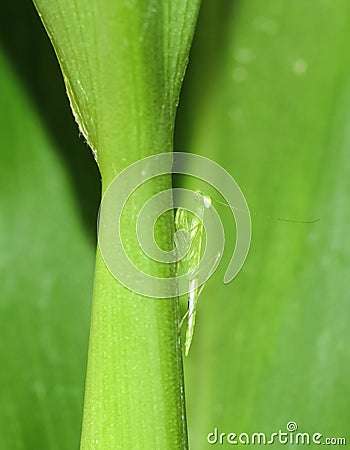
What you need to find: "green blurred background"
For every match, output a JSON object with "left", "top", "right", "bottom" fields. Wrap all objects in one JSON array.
[{"left": 1, "top": 0, "right": 349, "bottom": 448}]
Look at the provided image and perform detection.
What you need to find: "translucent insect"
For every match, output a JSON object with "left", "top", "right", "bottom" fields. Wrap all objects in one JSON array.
[
  {"left": 175, "top": 191, "right": 216, "bottom": 356},
  {"left": 174, "top": 189, "right": 319, "bottom": 356}
]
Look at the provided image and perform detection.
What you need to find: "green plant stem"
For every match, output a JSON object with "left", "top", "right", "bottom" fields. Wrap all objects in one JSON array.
[
  {"left": 33, "top": 0, "right": 201, "bottom": 447},
  {"left": 83, "top": 236, "right": 186, "bottom": 448}
]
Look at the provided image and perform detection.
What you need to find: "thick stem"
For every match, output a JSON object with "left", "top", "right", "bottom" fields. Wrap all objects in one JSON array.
[{"left": 81, "top": 172, "right": 188, "bottom": 449}]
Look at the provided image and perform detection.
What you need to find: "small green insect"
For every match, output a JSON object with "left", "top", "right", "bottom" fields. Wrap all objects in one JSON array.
[{"left": 175, "top": 191, "right": 215, "bottom": 356}]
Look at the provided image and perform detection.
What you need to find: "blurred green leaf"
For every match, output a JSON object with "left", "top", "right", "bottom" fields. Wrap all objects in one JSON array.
[
  {"left": 0, "top": 4, "right": 100, "bottom": 449},
  {"left": 176, "top": 0, "right": 350, "bottom": 447}
]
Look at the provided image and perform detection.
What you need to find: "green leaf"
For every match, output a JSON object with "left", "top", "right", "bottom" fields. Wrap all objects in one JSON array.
[
  {"left": 33, "top": 0, "right": 201, "bottom": 182},
  {"left": 0, "top": 15, "right": 98, "bottom": 449},
  {"left": 177, "top": 0, "right": 350, "bottom": 447}
]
